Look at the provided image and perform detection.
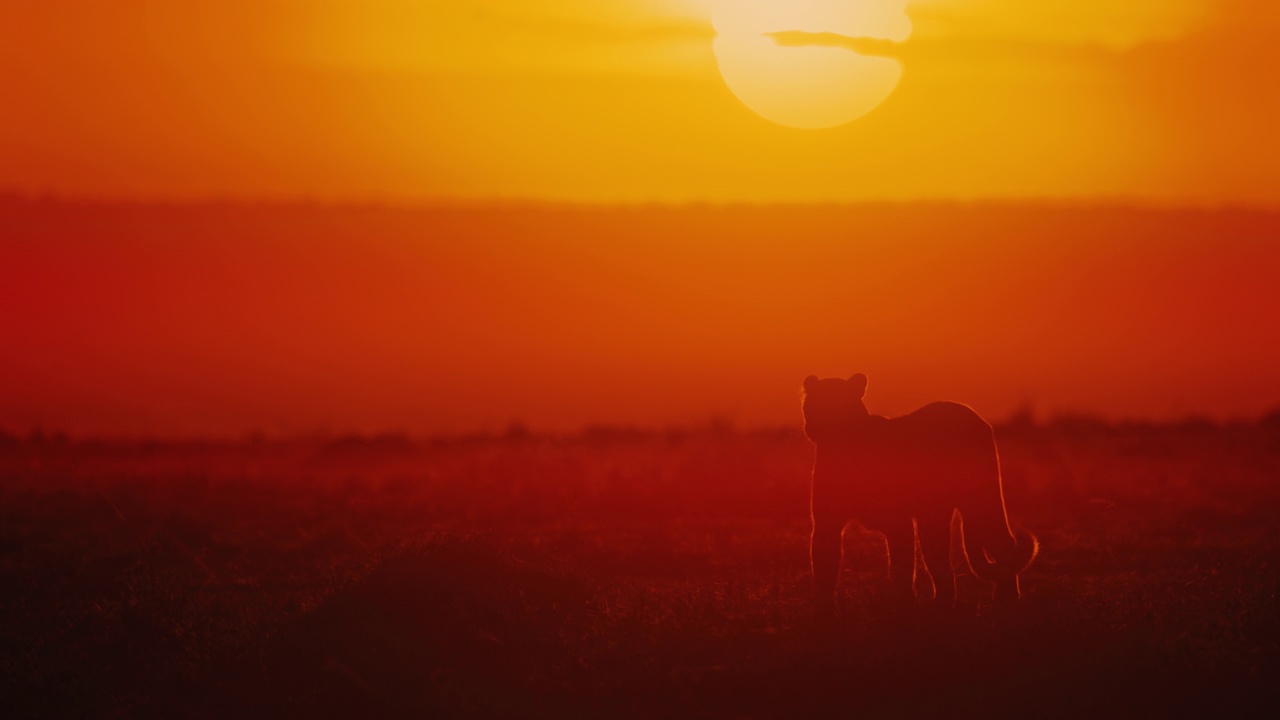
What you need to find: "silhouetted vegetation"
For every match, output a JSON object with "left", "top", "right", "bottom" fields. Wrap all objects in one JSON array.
[{"left": 1, "top": 417, "right": 1278, "bottom": 717}]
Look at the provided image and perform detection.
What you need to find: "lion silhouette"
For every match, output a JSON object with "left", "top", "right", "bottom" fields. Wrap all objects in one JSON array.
[{"left": 802, "top": 373, "right": 1037, "bottom": 615}]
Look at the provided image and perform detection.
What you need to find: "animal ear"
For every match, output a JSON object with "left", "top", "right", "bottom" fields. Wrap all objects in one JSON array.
[
  {"left": 849, "top": 373, "right": 868, "bottom": 397},
  {"left": 803, "top": 375, "right": 819, "bottom": 392}
]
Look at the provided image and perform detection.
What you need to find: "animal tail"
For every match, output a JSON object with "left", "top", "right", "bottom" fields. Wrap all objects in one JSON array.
[
  {"left": 965, "top": 434, "right": 1037, "bottom": 581},
  {"left": 962, "top": 486, "right": 1039, "bottom": 584},
  {"left": 960, "top": 515, "right": 1039, "bottom": 583}
]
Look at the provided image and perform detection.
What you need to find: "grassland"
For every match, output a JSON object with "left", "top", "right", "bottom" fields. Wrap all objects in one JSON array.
[{"left": 1, "top": 417, "right": 1278, "bottom": 718}]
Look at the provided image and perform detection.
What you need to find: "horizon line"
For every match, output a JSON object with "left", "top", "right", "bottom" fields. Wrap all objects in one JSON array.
[
  {"left": 4, "top": 409, "right": 1277, "bottom": 446},
  {"left": 3, "top": 191, "right": 1279, "bottom": 214}
]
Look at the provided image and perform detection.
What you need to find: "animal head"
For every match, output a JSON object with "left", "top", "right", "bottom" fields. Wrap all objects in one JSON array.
[{"left": 802, "top": 373, "right": 870, "bottom": 442}]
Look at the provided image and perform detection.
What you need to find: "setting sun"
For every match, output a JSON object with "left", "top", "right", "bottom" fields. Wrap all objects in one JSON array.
[{"left": 711, "top": 0, "right": 912, "bottom": 128}]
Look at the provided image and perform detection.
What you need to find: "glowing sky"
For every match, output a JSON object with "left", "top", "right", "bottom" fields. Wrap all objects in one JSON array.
[
  {"left": 2, "top": 2, "right": 1279, "bottom": 437},
  {"left": 1, "top": 0, "right": 1277, "bottom": 203},
  {"left": 3, "top": 201, "right": 1278, "bottom": 437}
]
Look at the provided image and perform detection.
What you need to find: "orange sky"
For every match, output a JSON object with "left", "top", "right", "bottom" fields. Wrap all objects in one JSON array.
[
  {"left": 3, "top": 3, "right": 1279, "bottom": 437},
  {"left": 3, "top": 200, "right": 1278, "bottom": 437},
  {"left": 1, "top": 0, "right": 1278, "bottom": 203}
]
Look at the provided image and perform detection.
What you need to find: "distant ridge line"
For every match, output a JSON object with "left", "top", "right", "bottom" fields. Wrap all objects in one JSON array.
[{"left": 3, "top": 192, "right": 1279, "bottom": 214}]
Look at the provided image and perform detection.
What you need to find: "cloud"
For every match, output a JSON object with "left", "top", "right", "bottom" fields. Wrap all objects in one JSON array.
[
  {"left": 908, "top": 0, "right": 1208, "bottom": 48},
  {"left": 765, "top": 31, "right": 902, "bottom": 59},
  {"left": 296, "top": 3, "right": 715, "bottom": 77}
]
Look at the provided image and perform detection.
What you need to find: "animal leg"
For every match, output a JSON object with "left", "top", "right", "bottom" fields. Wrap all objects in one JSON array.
[
  {"left": 811, "top": 517, "right": 844, "bottom": 616},
  {"left": 882, "top": 522, "right": 917, "bottom": 603},
  {"left": 918, "top": 509, "right": 956, "bottom": 608}
]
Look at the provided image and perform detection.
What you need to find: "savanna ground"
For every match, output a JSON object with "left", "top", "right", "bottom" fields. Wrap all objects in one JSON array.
[{"left": 2, "top": 416, "right": 1278, "bottom": 719}]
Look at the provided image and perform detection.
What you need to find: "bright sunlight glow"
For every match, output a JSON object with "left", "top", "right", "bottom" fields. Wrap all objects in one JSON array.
[{"left": 711, "top": 0, "right": 912, "bottom": 129}]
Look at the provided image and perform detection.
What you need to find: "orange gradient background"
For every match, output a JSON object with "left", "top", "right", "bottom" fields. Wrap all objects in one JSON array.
[
  {"left": 3, "top": 1, "right": 1279, "bottom": 203},
  {"left": 2, "top": 1, "right": 1279, "bottom": 437}
]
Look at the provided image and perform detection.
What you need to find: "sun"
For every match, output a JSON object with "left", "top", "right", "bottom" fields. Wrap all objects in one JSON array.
[{"left": 710, "top": 0, "right": 912, "bottom": 129}]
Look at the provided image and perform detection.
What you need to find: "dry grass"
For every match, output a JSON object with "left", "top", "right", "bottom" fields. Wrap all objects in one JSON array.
[{"left": 1, "top": 419, "right": 1278, "bottom": 718}]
